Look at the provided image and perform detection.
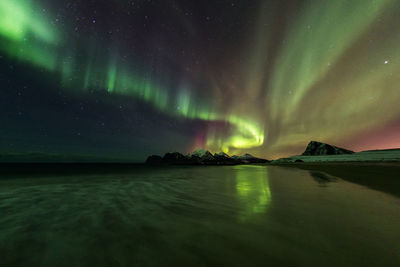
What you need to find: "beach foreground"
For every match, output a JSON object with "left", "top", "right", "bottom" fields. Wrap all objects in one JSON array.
[{"left": 1, "top": 164, "right": 399, "bottom": 266}]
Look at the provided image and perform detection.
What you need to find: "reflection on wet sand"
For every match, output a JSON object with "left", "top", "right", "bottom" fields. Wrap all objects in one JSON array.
[
  {"left": 309, "top": 171, "right": 338, "bottom": 186},
  {"left": 234, "top": 165, "right": 271, "bottom": 221},
  {"left": 1, "top": 165, "right": 400, "bottom": 266}
]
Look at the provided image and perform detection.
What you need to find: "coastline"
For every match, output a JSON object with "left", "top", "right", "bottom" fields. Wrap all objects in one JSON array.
[{"left": 270, "top": 161, "right": 400, "bottom": 198}]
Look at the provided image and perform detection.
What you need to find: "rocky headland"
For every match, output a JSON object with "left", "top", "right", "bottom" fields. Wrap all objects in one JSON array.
[
  {"left": 302, "top": 141, "right": 354, "bottom": 156},
  {"left": 272, "top": 141, "right": 400, "bottom": 163}
]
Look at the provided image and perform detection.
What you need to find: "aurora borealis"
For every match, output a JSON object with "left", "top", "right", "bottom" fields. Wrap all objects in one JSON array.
[{"left": 1, "top": 0, "right": 400, "bottom": 161}]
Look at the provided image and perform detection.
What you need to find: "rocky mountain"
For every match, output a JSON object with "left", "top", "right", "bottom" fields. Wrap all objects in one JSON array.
[
  {"left": 237, "top": 153, "right": 270, "bottom": 163},
  {"left": 302, "top": 141, "right": 354, "bottom": 156},
  {"left": 213, "top": 152, "right": 239, "bottom": 165},
  {"left": 145, "top": 149, "right": 269, "bottom": 165},
  {"left": 188, "top": 149, "right": 212, "bottom": 158},
  {"left": 188, "top": 149, "right": 215, "bottom": 164}
]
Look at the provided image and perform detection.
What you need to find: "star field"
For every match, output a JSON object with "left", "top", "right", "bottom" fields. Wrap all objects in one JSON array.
[{"left": 1, "top": 0, "right": 399, "bottom": 161}]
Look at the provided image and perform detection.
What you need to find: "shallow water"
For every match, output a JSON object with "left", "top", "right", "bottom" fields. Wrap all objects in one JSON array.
[{"left": 0, "top": 165, "right": 399, "bottom": 266}]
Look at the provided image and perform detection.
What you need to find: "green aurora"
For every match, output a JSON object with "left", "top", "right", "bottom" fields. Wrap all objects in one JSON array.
[
  {"left": 1, "top": 0, "right": 400, "bottom": 158},
  {"left": 0, "top": 0, "right": 263, "bottom": 154}
]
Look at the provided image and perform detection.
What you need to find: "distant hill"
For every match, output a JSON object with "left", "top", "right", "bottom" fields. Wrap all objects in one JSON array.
[
  {"left": 273, "top": 141, "right": 400, "bottom": 163},
  {"left": 146, "top": 149, "right": 270, "bottom": 165},
  {"left": 302, "top": 141, "right": 354, "bottom": 156}
]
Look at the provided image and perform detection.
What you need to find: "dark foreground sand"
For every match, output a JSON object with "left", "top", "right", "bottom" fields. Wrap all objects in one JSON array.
[
  {"left": 1, "top": 164, "right": 400, "bottom": 266},
  {"left": 271, "top": 162, "right": 400, "bottom": 198}
]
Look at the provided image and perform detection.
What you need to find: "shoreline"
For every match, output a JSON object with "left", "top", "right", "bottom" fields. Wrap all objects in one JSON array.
[
  {"left": 1, "top": 161, "right": 399, "bottom": 198},
  {"left": 271, "top": 162, "right": 400, "bottom": 198}
]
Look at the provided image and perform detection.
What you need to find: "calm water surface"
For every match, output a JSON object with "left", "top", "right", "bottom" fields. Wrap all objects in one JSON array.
[{"left": 0, "top": 165, "right": 399, "bottom": 266}]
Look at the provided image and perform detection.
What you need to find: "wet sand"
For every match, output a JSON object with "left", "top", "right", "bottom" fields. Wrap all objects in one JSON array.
[{"left": 271, "top": 162, "right": 400, "bottom": 198}]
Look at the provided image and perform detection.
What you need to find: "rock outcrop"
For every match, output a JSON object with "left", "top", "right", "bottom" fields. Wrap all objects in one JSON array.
[
  {"left": 238, "top": 153, "right": 269, "bottom": 163},
  {"left": 188, "top": 149, "right": 215, "bottom": 164},
  {"left": 302, "top": 141, "right": 354, "bottom": 156},
  {"left": 162, "top": 152, "right": 191, "bottom": 164},
  {"left": 145, "top": 155, "right": 163, "bottom": 164},
  {"left": 213, "top": 152, "right": 238, "bottom": 165}
]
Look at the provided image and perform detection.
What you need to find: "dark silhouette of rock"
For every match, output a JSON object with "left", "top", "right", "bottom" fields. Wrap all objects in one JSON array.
[
  {"left": 213, "top": 152, "right": 231, "bottom": 161},
  {"left": 163, "top": 152, "right": 191, "bottom": 164},
  {"left": 295, "top": 159, "right": 304, "bottom": 163},
  {"left": 188, "top": 149, "right": 215, "bottom": 164},
  {"left": 214, "top": 152, "right": 230, "bottom": 158},
  {"left": 189, "top": 149, "right": 212, "bottom": 158},
  {"left": 213, "top": 152, "right": 237, "bottom": 165},
  {"left": 302, "top": 141, "right": 354, "bottom": 156},
  {"left": 145, "top": 149, "right": 269, "bottom": 165},
  {"left": 145, "top": 155, "right": 163, "bottom": 164},
  {"left": 236, "top": 153, "right": 270, "bottom": 163}
]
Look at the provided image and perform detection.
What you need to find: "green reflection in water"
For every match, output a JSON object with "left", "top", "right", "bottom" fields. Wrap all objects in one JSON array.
[{"left": 234, "top": 166, "right": 271, "bottom": 222}]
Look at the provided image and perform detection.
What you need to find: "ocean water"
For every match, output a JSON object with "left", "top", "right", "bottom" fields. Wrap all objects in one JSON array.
[{"left": 0, "top": 165, "right": 399, "bottom": 266}]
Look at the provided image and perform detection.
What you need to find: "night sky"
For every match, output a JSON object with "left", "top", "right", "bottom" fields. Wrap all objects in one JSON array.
[{"left": 1, "top": 0, "right": 400, "bottom": 161}]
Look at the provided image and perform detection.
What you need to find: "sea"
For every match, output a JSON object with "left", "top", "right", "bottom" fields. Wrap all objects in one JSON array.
[{"left": 0, "top": 165, "right": 399, "bottom": 266}]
